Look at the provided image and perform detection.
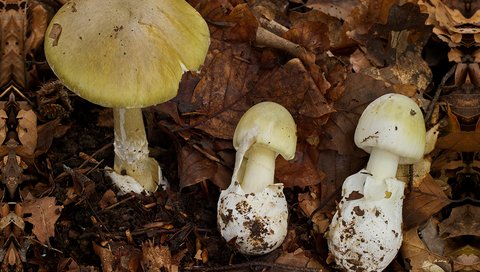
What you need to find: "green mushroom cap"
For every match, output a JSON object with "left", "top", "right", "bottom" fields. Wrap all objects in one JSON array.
[{"left": 44, "top": 0, "right": 210, "bottom": 108}]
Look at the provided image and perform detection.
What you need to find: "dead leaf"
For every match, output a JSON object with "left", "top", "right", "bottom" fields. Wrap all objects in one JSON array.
[
  {"left": 275, "top": 143, "right": 325, "bottom": 188},
  {"left": 306, "top": 0, "right": 359, "bottom": 21},
  {"left": 57, "top": 257, "right": 80, "bottom": 272},
  {"left": 16, "top": 109, "right": 37, "bottom": 156},
  {"left": 93, "top": 243, "right": 114, "bottom": 272},
  {"left": 25, "top": 2, "right": 52, "bottom": 56},
  {"left": 403, "top": 175, "right": 452, "bottom": 229},
  {"left": 318, "top": 72, "right": 392, "bottom": 155},
  {"left": 283, "top": 20, "right": 330, "bottom": 53},
  {"left": 298, "top": 187, "right": 331, "bottom": 233},
  {"left": 176, "top": 40, "right": 256, "bottom": 139},
  {"left": 178, "top": 145, "right": 231, "bottom": 189},
  {"left": 275, "top": 248, "right": 324, "bottom": 269},
  {"left": 35, "top": 118, "right": 61, "bottom": 156},
  {"left": 351, "top": 3, "right": 432, "bottom": 67},
  {"left": 98, "top": 190, "right": 118, "bottom": 210},
  {"left": 22, "top": 194, "right": 63, "bottom": 244},
  {"left": 401, "top": 226, "right": 450, "bottom": 271},
  {"left": 438, "top": 205, "right": 480, "bottom": 238},
  {"left": 197, "top": 0, "right": 258, "bottom": 42},
  {"left": 141, "top": 240, "right": 174, "bottom": 271},
  {"left": 0, "top": 5, "right": 28, "bottom": 88}
]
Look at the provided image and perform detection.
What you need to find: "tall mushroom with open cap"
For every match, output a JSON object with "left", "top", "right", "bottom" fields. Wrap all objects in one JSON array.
[
  {"left": 44, "top": 0, "right": 210, "bottom": 192},
  {"left": 217, "top": 102, "right": 297, "bottom": 255},
  {"left": 327, "top": 93, "right": 426, "bottom": 271}
]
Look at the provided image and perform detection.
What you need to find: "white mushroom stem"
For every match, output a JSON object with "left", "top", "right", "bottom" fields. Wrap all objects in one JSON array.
[
  {"left": 365, "top": 148, "right": 400, "bottom": 181},
  {"left": 241, "top": 145, "right": 277, "bottom": 194},
  {"left": 113, "top": 108, "right": 160, "bottom": 192}
]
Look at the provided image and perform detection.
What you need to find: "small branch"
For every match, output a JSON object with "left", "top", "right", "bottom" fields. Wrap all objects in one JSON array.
[
  {"left": 258, "top": 18, "right": 289, "bottom": 35},
  {"left": 255, "top": 27, "right": 313, "bottom": 64},
  {"left": 424, "top": 64, "right": 456, "bottom": 122},
  {"left": 183, "top": 261, "right": 328, "bottom": 272}
]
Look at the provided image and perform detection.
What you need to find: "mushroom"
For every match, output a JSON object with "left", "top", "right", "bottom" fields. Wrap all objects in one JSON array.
[
  {"left": 44, "top": 0, "right": 210, "bottom": 193},
  {"left": 217, "top": 102, "right": 297, "bottom": 255},
  {"left": 327, "top": 93, "right": 426, "bottom": 271}
]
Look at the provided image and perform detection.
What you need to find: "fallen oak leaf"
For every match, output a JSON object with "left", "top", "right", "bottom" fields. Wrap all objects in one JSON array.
[
  {"left": 403, "top": 175, "right": 452, "bottom": 229},
  {"left": 22, "top": 194, "right": 63, "bottom": 244},
  {"left": 16, "top": 108, "right": 37, "bottom": 156},
  {"left": 178, "top": 145, "right": 231, "bottom": 190},
  {"left": 401, "top": 226, "right": 450, "bottom": 271},
  {"left": 438, "top": 205, "right": 480, "bottom": 238},
  {"left": 141, "top": 240, "right": 175, "bottom": 271},
  {"left": 275, "top": 248, "right": 325, "bottom": 269}
]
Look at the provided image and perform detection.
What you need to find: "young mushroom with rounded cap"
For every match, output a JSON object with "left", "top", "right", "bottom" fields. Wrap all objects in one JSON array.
[
  {"left": 217, "top": 101, "right": 297, "bottom": 255},
  {"left": 44, "top": 0, "right": 210, "bottom": 193},
  {"left": 327, "top": 93, "right": 426, "bottom": 271}
]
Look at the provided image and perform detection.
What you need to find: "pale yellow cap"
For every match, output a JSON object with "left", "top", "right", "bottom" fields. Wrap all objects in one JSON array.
[
  {"left": 354, "top": 93, "right": 426, "bottom": 164},
  {"left": 44, "top": 0, "right": 210, "bottom": 108},
  {"left": 233, "top": 102, "right": 297, "bottom": 160}
]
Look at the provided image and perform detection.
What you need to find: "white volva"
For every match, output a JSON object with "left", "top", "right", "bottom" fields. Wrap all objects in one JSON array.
[
  {"left": 217, "top": 102, "right": 297, "bottom": 255},
  {"left": 328, "top": 93, "right": 426, "bottom": 271}
]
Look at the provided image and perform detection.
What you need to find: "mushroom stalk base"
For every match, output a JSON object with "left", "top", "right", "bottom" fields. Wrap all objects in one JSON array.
[
  {"left": 241, "top": 145, "right": 276, "bottom": 194},
  {"left": 112, "top": 107, "right": 160, "bottom": 192}
]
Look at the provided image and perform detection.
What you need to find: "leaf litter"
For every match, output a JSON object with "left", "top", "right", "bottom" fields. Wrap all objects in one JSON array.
[{"left": 0, "top": 0, "right": 477, "bottom": 271}]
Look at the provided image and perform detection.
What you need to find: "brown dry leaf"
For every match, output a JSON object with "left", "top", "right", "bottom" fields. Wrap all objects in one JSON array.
[
  {"left": 93, "top": 243, "right": 114, "bottom": 272},
  {"left": 298, "top": 186, "right": 331, "bottom": 233},
  {"left": 418, "top": 218, "right": 446, "bottom": 256},
  {"left": 451, "top": 246, "right": 480, "bottom": 271},
  {"left": 95, "top": 241, "right": 142, "bottom": 272},
  {"left": 0, "top": 6, "right": 27, "bottom": 88},
  {"left": 318, "top": 72, "right": 393, "bottom": 155},
  {"left": 438, "top": 205, "right": 480, "bottom": 238},
  {"left": 316, "top": 150, "right": 366, "bottom": 212},
  {"left": 197, "top": 0, "right": 258, "bottom": 42},
  {"left": 63, "top": 165, "right": 96, "bottom": 204},
  {"left": 435, "top": 105, "right": 480, "bottom": 151},
  {"left": 176, "top": 40, "right": 257, "bottom": 139},
  {"left": 397, "top": 157, "right": 432, "bottom": 188},
  {"left": 436, "top": 131, "right": 480, "bottom": 152},
  {"left": 351, "top": 3, "right": 432, "bottom": 67},
  {"left": 35, "top": 118, "right": 61, "bottom": 157},
  {"left": 306, "top": 0, "right": 359, "bottom": 21},
  {"left": 178, "top": 145, "right": 231, "bottom": 190},
  {"left": 275, "top": 142, "right": 325, "bottom": 188},
  {"left": 16, "top": 109, "right": 37, "bottom": 156},
  {"left": 403, "top": 175, "right": 452, "bottom": 229},
  {"left": 25, "top": 1, "right": 52, "bottom": 56},
  {"left": 141, "top": 240, "right": 175, "bottom": 271},
  {"left": 283, "top": 20, "right": 330, "bottom": 53},
  {"left": 98, "top": 190, "right": 118, "bottom": 210},
  {"left": 57, "top": 257, "right": 80, "bottom": 272},
  {"left": 275, "top": 248, "right": 324, "bottom": 269},
  {"left": 22, "top": 194, "right": 63, "bottom": 244},
  {"left": 401, "top": 226, "right": 450, "bottom": 272},
  {"left": 0, "top": 109, "right": 7, "bottom": 146},
  {"left": 254, "top": 58, "right": 334, "bottom": 119}
]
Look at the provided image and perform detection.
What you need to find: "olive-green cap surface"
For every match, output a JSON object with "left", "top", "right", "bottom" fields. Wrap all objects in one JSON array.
[{"left": 45, "top": 0, "right": 210, "bottom": 108}]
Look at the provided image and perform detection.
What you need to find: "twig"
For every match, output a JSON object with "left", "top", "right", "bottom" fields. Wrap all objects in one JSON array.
[
  {"left": 424, "top": 64, "right": 456, "bottom": 122},
  {"left": 255, "top": 27, "right": 312, "bottom": 63},
  {"left": 101, "top": 195, "right": 136, "bottom": 211},
  {"left": 308, "top": 185, "right": 342, "bottom": 223},
  {"left": 183, "top": 261, "right": 328, "bottom": 272},
  {"left": 78, "top": 143, "right": 112, "bottom": 169}
]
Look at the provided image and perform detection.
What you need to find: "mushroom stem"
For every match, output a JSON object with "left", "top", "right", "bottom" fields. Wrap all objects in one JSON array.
[
  {"left": 241, "top": 144, "right": 277, "bottom": 194},
  {"left": 113, "top": 107, "right": 159, "bottom": 192},
  {"left": 365, "top": 148, "right": 400, "bottom": 181}
]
